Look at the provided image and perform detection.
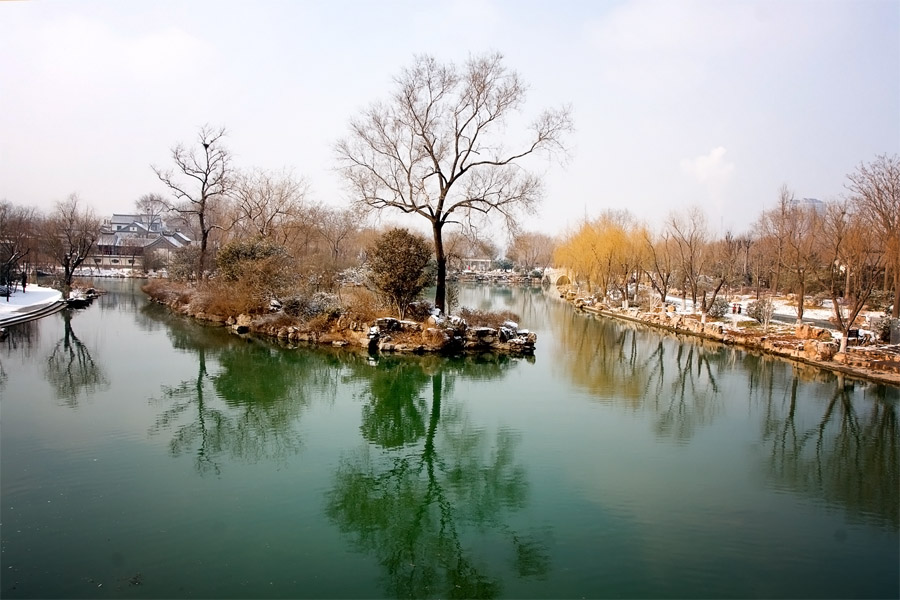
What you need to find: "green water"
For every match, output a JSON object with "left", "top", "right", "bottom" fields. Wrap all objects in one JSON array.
[{"left": 1, "top": 280, "right": 897, "bottom": 599}]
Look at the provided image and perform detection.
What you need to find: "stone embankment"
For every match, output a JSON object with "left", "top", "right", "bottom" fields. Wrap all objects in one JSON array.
[
  {"left": 155, "top": 297, "right": 537, "bottom": 356},
  {"left": 564, "top": 291, "right": 900, "bottom": 386}
]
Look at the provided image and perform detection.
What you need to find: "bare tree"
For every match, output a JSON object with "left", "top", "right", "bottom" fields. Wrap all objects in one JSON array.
[
  {"left": 846, "top": 154, "right": 900, "bottom": 318},
  {"left": 816, "top": 200, "right": 884, "bottom": 352},
  {"left": 134, "top": 193, "right": 169, "bottom": 230},
  {"left": 314, "top": 206, "right": 360, "bottom": 268},
  {"left": 230, "top": 168, "right": 308, "bottom": 244},
  {"left": 0, "top": 201, "right": 36, "bottom": 287},
  {"left": 667, "top": 206, "right": 709, "bottom": 311},
  {"left": 642, "top": 228, "right": 676, "bottom": 305},
  {"left": 508, "top": 231, "right": 555, "bottom": 274},
  {"left": 152, "top": 125, "right": 233, "bottom": 280},
  {"left": 336, "top": 53, "right": 572, "bottom": 312},
  {"left": 41, "top": 194, "right": 101, "bottom": 298},
  {"left": 759, "top": 185, "right": 822, "bottom": 323}
]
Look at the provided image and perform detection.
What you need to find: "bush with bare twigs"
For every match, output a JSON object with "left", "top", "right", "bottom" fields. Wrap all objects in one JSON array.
[{"left": 456, "top": 307, "right": 521, "bottom": 329}]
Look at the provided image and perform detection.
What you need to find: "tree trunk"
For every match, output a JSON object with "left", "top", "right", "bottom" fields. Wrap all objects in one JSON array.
[
  {"left": 893, "top": 269, "right": 900, "bottom": 319},
  {"left": 796, "top": 276, "right": 805, "bottom": 325},
  {"left": 432, "top": 221, "right": 446, "bottom": 314}
]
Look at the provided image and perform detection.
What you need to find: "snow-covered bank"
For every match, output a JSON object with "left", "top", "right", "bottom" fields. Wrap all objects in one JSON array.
[{"left": 561, "top": 289, "right": 900, "bottom": 386}]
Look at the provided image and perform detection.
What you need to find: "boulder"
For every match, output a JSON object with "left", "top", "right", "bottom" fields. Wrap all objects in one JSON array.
[{"left": 233, "top": 313, "right": 253, "bottom": 333}]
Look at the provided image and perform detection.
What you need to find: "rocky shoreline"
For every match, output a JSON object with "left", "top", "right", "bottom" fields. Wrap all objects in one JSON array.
[
  {"left": 561, "top": 290, "right": 900, "bottom": 386},
  {"left": 149, "top": 294, "right": 537, "bottom": 356}
]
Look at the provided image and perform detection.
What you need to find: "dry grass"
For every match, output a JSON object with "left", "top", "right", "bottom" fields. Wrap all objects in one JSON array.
[
  {"left": 340, "top": 286, "right": 391, "bottom": 322},
  {"left": 457, "top": 307, "right": 521, "bottom": 329},
  {"left": 142, "top": 280, "right": 193, "bottom": 306},
  {"left": 192, "top": 280, "right": 268, "bottom": 317}
]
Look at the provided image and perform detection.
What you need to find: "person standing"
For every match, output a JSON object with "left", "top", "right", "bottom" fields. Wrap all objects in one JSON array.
[{"left": 21, "top": 270, "right": 26, "bottom": 293}]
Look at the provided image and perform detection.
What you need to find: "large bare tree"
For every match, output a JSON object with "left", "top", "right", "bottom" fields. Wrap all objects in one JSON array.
[
  {"left": 152, "top": 125, "right": 232, "bottom": 280},
  {"left": 815, "top": 200, "right": 884, "bottom": 351},
  {"left": 336, "top": 53, "right": 572, "bottom": 312},
  {"left": 846, "top": 154, "right": 899, "bottom": 318},
  {"left": 0, "top": 201, "right": 36, "bottom": 286},
  {"left": 667, "top": 206, "right": 709, "bottom": 311},
  {"left": 41, "top": 194, "right": 101, "bottom": 298},
  {"left": 230, "top": 168, "right": 308, "bottom": 244}
]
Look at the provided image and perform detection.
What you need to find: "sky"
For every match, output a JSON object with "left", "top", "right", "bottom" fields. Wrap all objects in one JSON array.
[{"left": 1, "top": 0, "right": 898, "bottom": 238}]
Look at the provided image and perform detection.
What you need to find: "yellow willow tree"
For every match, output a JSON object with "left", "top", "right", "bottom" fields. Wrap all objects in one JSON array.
[{"left": 553, "top": 210, "right": 645, "bottom": 305}]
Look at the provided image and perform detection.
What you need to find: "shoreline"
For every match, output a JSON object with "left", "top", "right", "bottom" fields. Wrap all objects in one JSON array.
[
  {"left": 144, "top": 288, "right": 538, "bottom": 358},
  {"left": 561, "top": 291, "right": 900, "bottom": 387}
]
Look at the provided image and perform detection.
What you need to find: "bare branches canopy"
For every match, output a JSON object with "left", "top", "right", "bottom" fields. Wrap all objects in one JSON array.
[
  {"left": 336, "top": 52, "right": 572, "bottom": 312},
  {"left": 152, "top": 125, "right": 232, "bottom": 279}
]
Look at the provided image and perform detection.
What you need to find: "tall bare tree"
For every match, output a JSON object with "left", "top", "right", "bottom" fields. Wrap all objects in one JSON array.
[
  {"left": 134, "top": 193, "right": 169, "bottom": 230},
  {"left": 152, "top": 125, "right": 232, "bottom": 280},
  {"left": 816, "top": 199, "right": 884, "bottom": 352},
  {"left": 667, "top": 206, "right": 709, "bottom": 311},
  {"left": 230, "top": 168, "right": 308, "bottom": 244},
  {"left": 336, "top": 53, "right": 572, "bottom": 312},
  {"left": 41, "top": 194, "right": 100, "bottom": 298},
  {"left": 0, "top": 201, "right": 36, "bottom": 286},
  {"left": 314, "top": 206, "right": 360, "bottom": 268},
  {"left": 642, "top": 228, "right": 676, "bottom": 305},
  {"left": 846, "top": 154, "right": 900, "bottom": 318},
  {"left": 765, "top": 186, "right": 822, "bottom": 323},
  {"left": 508, "top": 231, "right": 556, "bottom": 274}
]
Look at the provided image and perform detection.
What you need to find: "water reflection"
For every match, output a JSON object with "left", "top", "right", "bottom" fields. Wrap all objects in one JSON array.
[
  {"left": 328, "top": 354, "right": 548, "bottom": 599},
  {"left": 147, "top": 309, "right": 338, "bottom": 475},
  {"left": 0, "top": 320, "right": 40, "bottom": 391},
  {"left": 557, "top": 312, "right": 725, "bottom": 442},
  {"left": 555, "top": 303, "right": 899, "bottom": 529},
  {"left": 756, "top": 371, "right": 899, "bottom": 530},
  {"left": 44, "top": 310, "right": 108, "bottom": 407}
]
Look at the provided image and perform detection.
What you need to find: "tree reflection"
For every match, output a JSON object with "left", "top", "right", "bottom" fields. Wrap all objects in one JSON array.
[
  {"left": 1, "top": 320, "right": 40, "bottom": 391},
  {"left": 557, "top": 306, "right": 898, "bottom": 528},
  {"left": 328, "top": 355, "right": 549, "bottom": 599},
  {"left": 557, "top": 312, "right": 725, "bottom": 442},
  {"left": 757, "top": 371, "right": 899, "bottom": 529},
  {"left": 44, "top": 310, "right": 107, "bottom": 407},
  {"left": 149, "top": 313, "right": 338, "bottom": 475}
]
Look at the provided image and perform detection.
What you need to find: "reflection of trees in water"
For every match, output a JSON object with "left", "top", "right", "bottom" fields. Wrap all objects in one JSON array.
[
  {"left": 559, "top": 309, "right": 898, "bottom": 528},
  {"left": 558, "top": 311, "right": 725, "bottom": 442},
  {"left": 44, "top": 310, "right": 108, "bottom": 407},
  {"left": 1, "top": 320, "right": 41, "bottom": 390},
  {"left": 149, "top": 312, "right": 338, "bottom": 475},
  {"left": 755, "top": 368, "right": 899, "bottom": 530},
  {"left": 328, "top": 354, "right": 548, "bottom": 599}
]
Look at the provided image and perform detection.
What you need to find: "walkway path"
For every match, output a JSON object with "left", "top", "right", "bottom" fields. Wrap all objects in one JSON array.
[{"left": 0, "top": 285, "right": 66, "bottom": 328}]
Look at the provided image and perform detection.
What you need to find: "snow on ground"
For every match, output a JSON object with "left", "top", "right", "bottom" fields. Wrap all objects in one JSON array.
[
  {"left": 660, "top": 292, "right": 887, "bottom": 342},
  {"left": 0, "top": 285, "right": 63, "bottom": 316}
]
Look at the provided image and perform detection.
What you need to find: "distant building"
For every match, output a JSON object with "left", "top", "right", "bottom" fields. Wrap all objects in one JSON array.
[
  {"left": 91, "top": 214, "right": 193, "bottom": 270},
  {"left": 788, "top": 197, "right": 825, "bottom": 214}
]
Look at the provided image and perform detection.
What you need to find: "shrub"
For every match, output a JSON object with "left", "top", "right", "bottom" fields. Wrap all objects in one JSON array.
[
  {"left": 339, "top": 286, "right": 384, "bottom": 323},
  {"left": 168, "top": 246, "right": 201, "bottom": 281},
  {"left": 706, "top": 297, "right": 730, "bottom": 318},
  {"left": 457, "top": 307, "right": 521, "bottom": 329},
  {"left": 367, "top": 228, "right": 432, "bottom": 319},
  {"left": 142, "top": 280, "right": 192, "bottom": 306},
  {"left": 282, "top": 292, "right": 341, "bottom": 321},
  {"left": 193, "top": 279, "right": 267, "bottom": 316},
  {"left": 747, "top": 297, "right": 775, "bottom": 329},
  {"left": 871, "top": 314, "right": 893, "bottom": 342}
]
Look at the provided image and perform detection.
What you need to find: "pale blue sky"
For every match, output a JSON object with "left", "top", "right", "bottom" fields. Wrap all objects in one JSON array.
[{"left": 2, "top": 0, "right": 898, "bottom": 236}]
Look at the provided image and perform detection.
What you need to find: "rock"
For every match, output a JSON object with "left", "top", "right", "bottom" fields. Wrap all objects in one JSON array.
[
  {"left": 375, "top": 317, "right": 400, "bottom": 331},
  {"left": 233, "top": 313, "right": 253, "bottom": 333}
]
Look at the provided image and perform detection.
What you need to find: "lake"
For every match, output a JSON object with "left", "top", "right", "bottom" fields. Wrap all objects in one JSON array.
[{"left": 1, "top": 279, "right": 897, "bottom": 599}]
